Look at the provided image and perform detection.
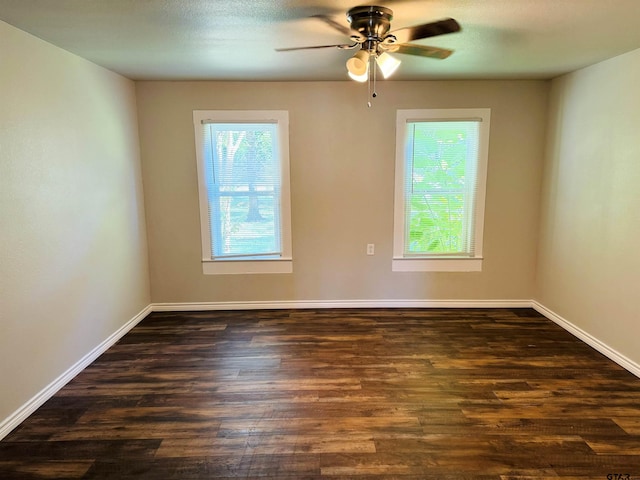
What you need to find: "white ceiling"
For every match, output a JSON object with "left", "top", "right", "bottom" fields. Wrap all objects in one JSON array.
[{"left": 2, "top": 0, "right": 640, "bottom": 81}]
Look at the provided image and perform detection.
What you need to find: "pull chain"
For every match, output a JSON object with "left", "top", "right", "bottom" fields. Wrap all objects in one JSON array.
[
  {"left": 367, "top": 54, "right": 378, "bottom": 108},
  {"left": 367, "top": 55, "right": 373, "bottom": 107},
  {"left": 372, "top": 54, "right": 378, "bottom": 100}
]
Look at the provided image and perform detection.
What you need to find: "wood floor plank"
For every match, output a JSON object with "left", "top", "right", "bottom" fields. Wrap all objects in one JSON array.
[{"left": 1, "top": 308, "right": 640, "bottom": 479}]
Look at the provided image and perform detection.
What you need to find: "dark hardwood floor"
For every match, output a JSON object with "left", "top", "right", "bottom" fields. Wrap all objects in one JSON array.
[{"left": 2, "top": 308, "right": 640, "bottom": 479}]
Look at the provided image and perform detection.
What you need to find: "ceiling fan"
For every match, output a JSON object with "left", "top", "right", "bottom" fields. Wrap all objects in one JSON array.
[{"left": 276, "top": 5, "right": 461, "bottom": 90}]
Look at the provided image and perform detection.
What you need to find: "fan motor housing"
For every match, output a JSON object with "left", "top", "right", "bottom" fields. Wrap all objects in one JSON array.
[{"left": 347, "top": 6, "right": 393, "bottom": 39}]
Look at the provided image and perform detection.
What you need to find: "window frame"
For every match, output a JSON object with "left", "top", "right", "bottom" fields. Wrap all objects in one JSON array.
[
  {"left": 392, "top": 108, "right": 491, "bottom": 272},
  {"left": 193, "top": 110, "right": 292, "bottom": 275}
]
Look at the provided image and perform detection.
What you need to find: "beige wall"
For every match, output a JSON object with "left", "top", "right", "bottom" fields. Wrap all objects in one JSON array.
[
  {"left": 136, "top": 80, "right": 548, "bottom": 303},
  {"left": 0, "top": 21, "right": 150, "bottom": 423},
  {"left": 537, "top": 48, "right": 640, "bottom": 365}
]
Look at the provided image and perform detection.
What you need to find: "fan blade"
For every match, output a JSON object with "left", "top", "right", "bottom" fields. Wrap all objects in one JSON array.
[
  {"left": 388, "top": 43, "right": 454, "bottom": 59},
  {"left": 311, "top": 14, "right": 353, "bottom": 37},
  {"left": 389, "top": 18, "right": 460, "bottom": 44},
  {"left": 275, "top": 43, "right": 355, "bottom": 52}
]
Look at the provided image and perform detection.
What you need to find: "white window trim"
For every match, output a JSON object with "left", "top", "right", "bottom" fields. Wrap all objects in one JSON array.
[
  {"left": 193, "top": 110, "right": 293, "bottom": 275},
  {"left": 392, "top": 108, "right": 491, "bottom": 272}
]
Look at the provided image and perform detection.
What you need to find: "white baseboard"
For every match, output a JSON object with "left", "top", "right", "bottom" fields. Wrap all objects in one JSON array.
[
  {"left": 0, "top": 304, "right": 153, "bottom": 441},
  {"left": 151, "top": 299, "right": 533, "bottom": 311},
  {"left": 532, "top": 301, "right": 640, "bottom": 379}
]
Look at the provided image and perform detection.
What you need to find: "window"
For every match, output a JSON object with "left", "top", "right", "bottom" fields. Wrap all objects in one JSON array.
[
  {"left": 193, "top": 110, "right": 292, "bottom": 274},
  {"left": 393, "top": 109, "right": 490, "bottom": 272}
]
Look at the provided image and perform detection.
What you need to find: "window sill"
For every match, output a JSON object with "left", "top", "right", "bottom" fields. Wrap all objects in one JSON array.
[
  {"left": 392, "top": 257, "right": 483, "bottom": 272},
  {"left": 202, "top": 258, "right": 293, "bottom": 275}
]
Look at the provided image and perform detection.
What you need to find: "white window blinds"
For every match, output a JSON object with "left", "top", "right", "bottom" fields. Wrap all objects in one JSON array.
[
  {"left": 393, "top": 109, "right": 490, "bottom": 272},
  {"left": 201, "top": 121, "right": 282, "bottom": 259},
  {"left": 194, "top": 110, "right": 292, "bottom": 275},
  {"left": 403, "top": 120, "right": 480, "bottom": 257}
]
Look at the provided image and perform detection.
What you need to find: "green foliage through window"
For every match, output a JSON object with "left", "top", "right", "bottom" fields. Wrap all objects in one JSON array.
[{"left": 404, "top": 121, "right": 479, "bottom": 256}]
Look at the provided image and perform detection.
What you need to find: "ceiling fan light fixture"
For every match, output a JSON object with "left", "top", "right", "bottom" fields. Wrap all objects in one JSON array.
[
  {"left": 346, "top": 49, "right": 370, "bottom": 76},
  {"left": 348, "top": 62, "right": 369, "bottom": 82},
  {"left": 376, "top": 52, "right": 401, "bottom": 78},
  {"left": 276, "top": 6, "right": 459, "bottom": 101}
]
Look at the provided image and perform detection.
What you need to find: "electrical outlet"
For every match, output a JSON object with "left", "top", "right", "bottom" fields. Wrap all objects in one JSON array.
[{"left": 366, "top": 244, "right": 375, "bottom": 255}]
